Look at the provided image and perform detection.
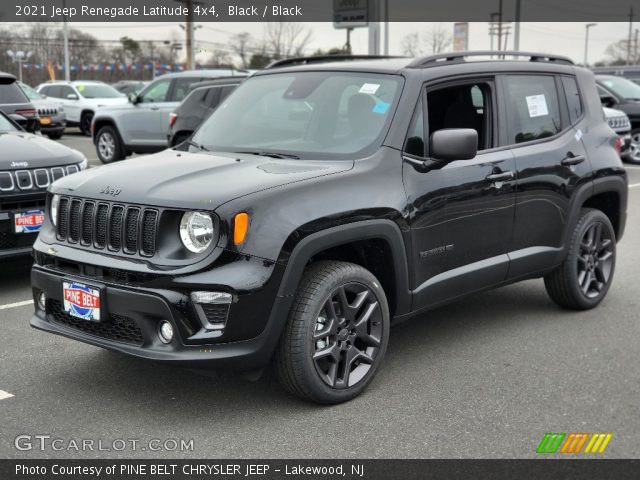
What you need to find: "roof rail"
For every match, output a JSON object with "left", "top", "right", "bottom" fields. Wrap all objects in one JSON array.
[
  {"left": 407, "top": 51, "right": 574, "bottom": 68},
  {"left": 265, "top": 54, "right": 406, "bottom": 69}
]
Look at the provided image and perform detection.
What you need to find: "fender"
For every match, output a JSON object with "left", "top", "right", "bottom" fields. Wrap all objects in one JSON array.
[
  {"left": 559, "top": 173, "right": 628, "bottom": 261},
  {"left": 276, "top": 219, "right": 412, "bottom": 317}
]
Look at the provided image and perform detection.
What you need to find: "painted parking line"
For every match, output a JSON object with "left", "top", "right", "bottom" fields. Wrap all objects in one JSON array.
[
  {"left": 0, "top": 299, "right": 33, "bottom": 310},
  {"left": 0, "top": 390, "right": 14, "bottom": 401}
]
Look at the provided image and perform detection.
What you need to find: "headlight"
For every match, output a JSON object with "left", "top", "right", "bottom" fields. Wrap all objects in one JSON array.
[
  {"left": 51, "top": 194, "right": 60, "bottom": 226},
  {"left": 180, "top": 211, "right": 214, "bottom": 253}
]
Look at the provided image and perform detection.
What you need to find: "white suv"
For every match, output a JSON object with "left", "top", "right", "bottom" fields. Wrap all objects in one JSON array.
[{"left": 36, "top": 81, "right": 128, "bottom": 136}]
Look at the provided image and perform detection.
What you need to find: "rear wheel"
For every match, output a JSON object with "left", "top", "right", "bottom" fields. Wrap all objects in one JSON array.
[
  {"left": 545, "top": 209, "right": 616, "bottom": 310},
  {"left": 96, "top": 126, "right": 124, "bottom": 163},
  {"left": 276, "top": 261, "right": 390, "bottom": 404},
  {"left": 80, "top": 112, "right": 93, "bottom": 136}
]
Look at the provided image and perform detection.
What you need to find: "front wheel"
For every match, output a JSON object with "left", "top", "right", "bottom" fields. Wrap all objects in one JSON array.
[
  {"left": 627, "top": 129, "right": 640, "bottom": 165},
  {"left": 276, "top": 261, "right": 390, "bottom": 404},
  {"left": 545, "top": 209, "right": 616, "bottom": 310},
  {"left": 96, "top": 126, "right": 124, "bottom": 163}
]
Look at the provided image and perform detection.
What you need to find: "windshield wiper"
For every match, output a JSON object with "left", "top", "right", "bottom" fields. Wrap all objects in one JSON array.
[
  {"left": 186, "top": 140, "right": 211, "bottom": 152},
  {"left": 235, "top": 150, "right": 300, "bottom": 159}
]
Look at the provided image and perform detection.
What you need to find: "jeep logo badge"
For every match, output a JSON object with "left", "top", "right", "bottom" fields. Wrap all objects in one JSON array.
[
  {"left": 99, "top": 186, "right": 121, "bottom": 196},
  {"left": 10, "top": 161, "right": 28, "bottom": 168}
]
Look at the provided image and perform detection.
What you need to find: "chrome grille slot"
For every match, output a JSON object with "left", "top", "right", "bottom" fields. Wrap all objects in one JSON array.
[
  {"left": 68, "top": 199, "right": 82, "bottom": 243},
  {"left": 95, "top": 203, "right": 109, "bottom": 249},
  {"left": 123, "top": 208, "right": 140, "bottom": 254},
  {"left": 57, "top": 197, "right": 70, "bottom": 240},
  {"left": 141, "top": 210, "right": 158, "bottom": 257},
  {"left": 81, "top": 202, "right": 95, "bottom": 246}
]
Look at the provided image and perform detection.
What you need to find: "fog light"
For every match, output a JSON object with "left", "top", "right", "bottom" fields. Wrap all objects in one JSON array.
[
  {"left": 158, "top": 321, "right": 174, "bottom": 344},
  {"left": 37, "top": 291, "right": 46, "bottom": 310}
]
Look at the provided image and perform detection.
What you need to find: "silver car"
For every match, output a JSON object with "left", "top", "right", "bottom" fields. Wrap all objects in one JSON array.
[{"left": 92, "top": 69, "right": 246, "bottom": 163}]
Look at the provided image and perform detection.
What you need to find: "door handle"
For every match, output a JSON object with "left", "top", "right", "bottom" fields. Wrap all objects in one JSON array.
[
  {"left": 485, "top": 171, "right": 515, "bottom": 182},
  {"left": 561, "top": 153, "right": 585, "bottom": 166},
  {"left": 150, "top": 106, "right": 160, "bottom": 111}
]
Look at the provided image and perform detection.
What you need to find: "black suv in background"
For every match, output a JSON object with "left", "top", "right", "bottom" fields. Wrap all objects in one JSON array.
[
  {"left": 0, "top": 111, "right": 86, "bottom": 258},
  {"left": 0, "top": 72, "right": 39, "bottom": 133},
  {"left": 167, "top": 77, "right": 245, "bottom": 146},
  {"left": 31, "top": 52, "right": 627, "bottom": 404}
]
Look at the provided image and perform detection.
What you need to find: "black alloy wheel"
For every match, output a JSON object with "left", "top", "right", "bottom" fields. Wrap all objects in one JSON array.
[{"left": 576, "top": 221, "right": 614, "bottom": 299}]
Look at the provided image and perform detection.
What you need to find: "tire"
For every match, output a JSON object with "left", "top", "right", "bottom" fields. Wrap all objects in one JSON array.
[
  {"left": 544, "top": 209, "right": 616, "bottom": 310},
  {"left": 80, "top": 112, "right": 93, "bottom": 136},
  {"left": 276, "top": 261, "right": 390, "bottom": 404},
  {"left": 96, "top": 126, "right": 125, "bottom": 164},
  {"left": 627, "top": 128, "right": 640, "bottom": 165},
  {"left": 46, "top": 132, "right": 63, "bottom": 140}
]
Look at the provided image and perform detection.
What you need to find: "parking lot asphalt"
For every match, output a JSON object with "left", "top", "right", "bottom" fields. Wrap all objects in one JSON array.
[{"left": 1, "top": 134, "right": 640, "bottom": 459}]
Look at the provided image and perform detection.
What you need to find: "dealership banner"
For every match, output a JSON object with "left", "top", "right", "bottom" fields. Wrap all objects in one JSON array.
[
  {"left": 3, "top": 459, "right": 640, "bottom": 479},
  {"left": 2, "top": 0, "right": 639, "bottom": 22}
]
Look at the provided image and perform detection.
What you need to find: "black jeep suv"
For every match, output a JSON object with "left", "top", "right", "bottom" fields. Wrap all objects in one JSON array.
[{"left": 30, "top": 52, "right": 627, "bottom": 404}]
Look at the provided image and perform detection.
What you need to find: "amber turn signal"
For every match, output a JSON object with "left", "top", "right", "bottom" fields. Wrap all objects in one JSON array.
[{"left": 233, "top": 212, "right": 250, "bottom": 245}]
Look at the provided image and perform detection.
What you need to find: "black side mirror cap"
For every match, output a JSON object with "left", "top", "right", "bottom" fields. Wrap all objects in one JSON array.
[{"left": 430, "top": 128, "right": 478, "bottom": 162}]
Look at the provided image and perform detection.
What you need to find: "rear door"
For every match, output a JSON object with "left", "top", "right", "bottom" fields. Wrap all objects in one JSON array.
[{"left": 502, "top": 73, "right": 591, "bottom": 278}]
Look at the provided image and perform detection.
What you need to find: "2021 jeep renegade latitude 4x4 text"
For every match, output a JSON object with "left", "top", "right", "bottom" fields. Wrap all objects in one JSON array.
[{"left": 30, "top": 52, "right": 628, "bottom": 404}]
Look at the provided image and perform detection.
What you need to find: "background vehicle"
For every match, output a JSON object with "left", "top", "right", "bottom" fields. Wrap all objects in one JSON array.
[
  {"left": 603, "top": 107, "right": 634, "bottom": 162},
  {"left": 0, "top": 72, "right": 39, "bottom": 133},
  {"left": 18, "top": 81, "right": 66, "bottom": 140},
  {"left": 0, "top": 111, "right": 86, "bottom": 258},
  {"left": 596, "top": 75, "right": 640, "bottom": 162},
  {"left": 112, "top": 80, "right": 148, "bottom": 95},
  {"left": 167, "top": 77, "right": 245, "bottom": 146},
  {"left": 37, "top": 81, "right": 127, "bottom": 136},
  {"left": 92, "top": 69, "right": 247, "bottom": 163},
  {"left": 592, "top": 65, "right": 640, "bottom": 85},
  {"left": 31, "top": 53, "right": 627, "bottom": 404}
]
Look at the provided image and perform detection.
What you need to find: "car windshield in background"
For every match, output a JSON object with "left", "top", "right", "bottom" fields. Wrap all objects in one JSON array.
[
  {"left": 77, "top": 84, "right": 123, "bottom": 99},
  {"left": 192, "top": 72, "right": 402, "bottom": 159},
  {"left": 18, "top": 82, "right": 43, "bottom": 101},
  {"left": 0, "top": 114, "right": 17, "bottom": 131},
  {"left": 600, "top": 77, "right": 640, "bottom": 100}
]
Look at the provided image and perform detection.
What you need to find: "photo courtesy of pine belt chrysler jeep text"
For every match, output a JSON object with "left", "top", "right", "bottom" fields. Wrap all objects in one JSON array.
[{"left": 30, "top": 52, "right": 628, "bottom": 404}]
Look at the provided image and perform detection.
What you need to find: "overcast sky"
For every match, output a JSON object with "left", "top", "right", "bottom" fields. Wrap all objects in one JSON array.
[{"left": 5, "top": 21, "right": 636, "bottom": 65}]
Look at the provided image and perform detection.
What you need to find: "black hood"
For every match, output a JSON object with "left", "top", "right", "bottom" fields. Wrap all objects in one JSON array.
[
  {"left": 50, "top": 149, "right": 354, "bottom": 210},
  {"left": 0, "top": 131, "right": 84, "bottom": 169}
]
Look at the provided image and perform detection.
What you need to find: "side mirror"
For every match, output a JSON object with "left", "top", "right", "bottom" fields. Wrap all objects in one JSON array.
[
  {"left": 600, "top": 95, "right": 617, "bottom": 108},
  {"left": 128, "top": 92, "right": 139, "bottom": 104},
  {"left": 66, "top": 93, "right": 79, "bottom": 100},
  {"left": 430, "top": 128, "right": 478, "bottom": 162}
]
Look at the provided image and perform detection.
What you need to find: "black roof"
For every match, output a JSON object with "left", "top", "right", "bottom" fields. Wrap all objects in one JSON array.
[{"left": 0, "top": 71, "right": 17, "bottom": 83}]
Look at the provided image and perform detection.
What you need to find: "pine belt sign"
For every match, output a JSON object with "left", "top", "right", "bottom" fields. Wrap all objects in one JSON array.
[{"left": 333, "top": 0, "right": 368, "bottom": 29}]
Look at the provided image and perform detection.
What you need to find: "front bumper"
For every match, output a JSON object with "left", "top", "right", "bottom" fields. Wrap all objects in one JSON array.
[
  {"left": 0, "top": 216, "right": 38, "bottom": 258},
  {"left": 30, "top": 255, "right": 291, "bottom": 370}
]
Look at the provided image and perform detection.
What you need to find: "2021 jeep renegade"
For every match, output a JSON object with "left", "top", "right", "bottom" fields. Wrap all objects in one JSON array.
[{"left": 30, "top": 52, "right": 628, "bottom": 404}]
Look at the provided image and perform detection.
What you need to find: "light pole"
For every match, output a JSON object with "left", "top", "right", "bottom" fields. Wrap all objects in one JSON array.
[
  {"left": 6, "top": 50, "right": 32, "bottom": 82},
  {"left": 584, "top": 23, "right": 597, "bottom": 67}
]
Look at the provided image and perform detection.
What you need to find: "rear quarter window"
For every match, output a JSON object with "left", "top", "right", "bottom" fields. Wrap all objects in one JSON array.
[
  {"left": 0, "top": 82, "right": 29, "bottom": 104},
  {"left": 561, "top": 76, "right": 583, "bottom": 124}
]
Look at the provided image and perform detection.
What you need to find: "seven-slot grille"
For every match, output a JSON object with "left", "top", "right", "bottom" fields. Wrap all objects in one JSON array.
[
  {"left": 0, "top": 165, "right": 78, "bottom": 192},
  {"left": 56, "top": 197, "right": 159, "bottom": 257}
]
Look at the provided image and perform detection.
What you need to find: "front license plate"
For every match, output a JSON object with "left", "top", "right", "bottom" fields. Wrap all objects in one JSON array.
[
  {"left": 39, "top": 117, "right": 52, "bottom": 125},
  {"left": 63, "top": 281, "right": 101, "bottom": 322},
  {"left": 14, "top": 210, "right": 45, "bottom": 233}
]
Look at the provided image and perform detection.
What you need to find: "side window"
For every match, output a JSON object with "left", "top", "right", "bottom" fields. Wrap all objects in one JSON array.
[
  {"left": 503, "top": 75, "right": 562, "bottom": 144},
  {"left": 39, "top": 86, "right": 51, "bottom": 96},
  {"left": 426, "top": 81, "right": 493, "bottom": 150},
  {"left": 139, "top": 78, "right": 171, "bottom": 103},
  {"left": 171, "top": 77, "right": 198, "bottom": 102},
  {"left": 59, "top": 86, "right": 76, "bottom": 99},
  {"left": 561, "top": 76, "right": 583, "bottom": 124},
  {"left": 204, "top": 87, "right": 221, "bottom": 108},
  {"left": 404, "top": 96, "right": 425, "bottom": 157},
  {"left": 219, "top": 85, "right": 237, "bottom": 102}
]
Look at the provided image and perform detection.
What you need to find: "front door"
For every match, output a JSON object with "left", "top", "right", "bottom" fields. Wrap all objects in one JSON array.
[
  {"left": 120, "top": 77, "right": 173, "bottom": 145},
  {"left": 403, "top": 79, "right": 517, "bottom": 310}
]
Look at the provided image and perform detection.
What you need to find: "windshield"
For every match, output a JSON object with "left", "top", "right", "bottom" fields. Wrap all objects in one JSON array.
[
  {"left": 76, "top": 84, "right": 124, "bottom": 99},
  {"left": 599, "top": 77, "right": 640, "bottom": 100},
  {"left": 18, "top": 82, "right": 43, "bottom": 101},
  {"left": 0, "top": 114, "right": 18, "bottom": 132},
  {"left": 191, "top": 71, "right": 402, "bottom": 159}
]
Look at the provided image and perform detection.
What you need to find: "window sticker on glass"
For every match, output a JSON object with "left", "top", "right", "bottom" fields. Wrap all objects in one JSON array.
[
  {"left": 77, "top": 85, "right": 85, "bottom": 92},
  {"left": 525, "top": 94, "right": 549, "bottom": 118},
  {"left": 359, "top": 83, "right": 380, "bottom": 94},
  {"left": 372, "top": 101, "right": 390, "bottom": 114}
]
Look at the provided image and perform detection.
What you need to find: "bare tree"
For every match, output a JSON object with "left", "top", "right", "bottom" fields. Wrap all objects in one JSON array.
[
  {"left": 264, "top": 22, "right": 312, "bottom": 59},
  {"left": 423, "top": 24, "right": 452, "bottom": 54},
  {"left": 401, "top": 33, "right": 422, "bottom": 57},
  {"left": 604, "top": 38, "right": 640, "bottom": 66},
  {"left": 229, "top": 32, "right": 252, "bottom": 68}
]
